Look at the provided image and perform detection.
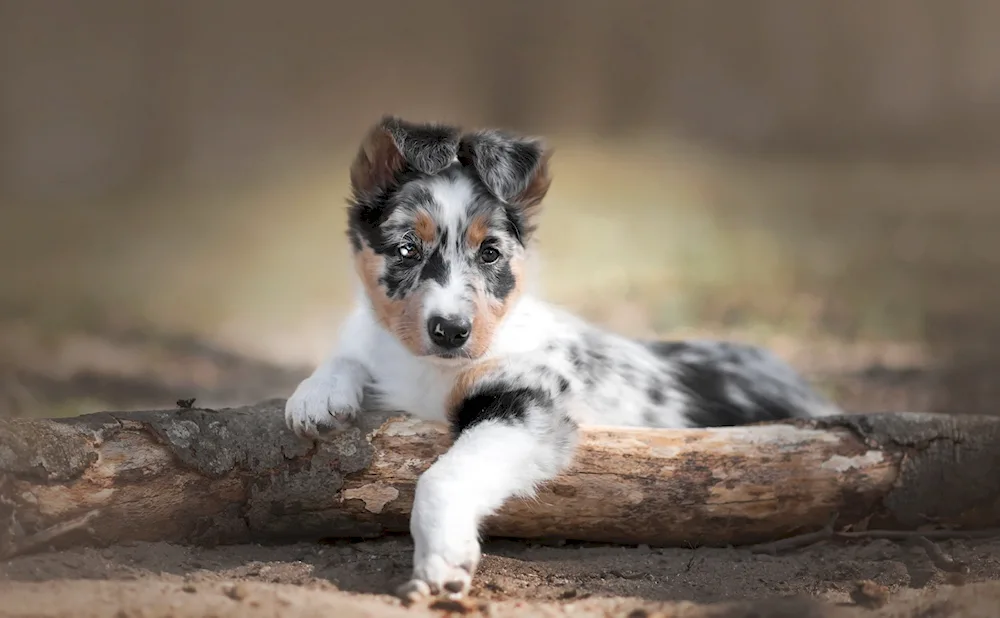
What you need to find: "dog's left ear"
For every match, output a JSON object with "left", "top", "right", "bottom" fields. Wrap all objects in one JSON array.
[{"left": 458, "top": 130, "right": 552, "bottom": 227}]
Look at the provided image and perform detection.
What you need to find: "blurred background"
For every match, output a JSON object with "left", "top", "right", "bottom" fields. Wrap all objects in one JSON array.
[{"left": 1, "top": 0, "right": 998, "bottom": 419}]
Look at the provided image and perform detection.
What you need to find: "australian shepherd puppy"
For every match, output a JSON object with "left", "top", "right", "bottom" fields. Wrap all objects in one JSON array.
[{"left": 284, "top": 116, "right": 840, "bottom": 600}]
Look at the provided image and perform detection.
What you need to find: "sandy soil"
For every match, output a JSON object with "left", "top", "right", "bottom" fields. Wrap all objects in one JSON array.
[{"left": 3, "top": 535, "right": 1000, "bottom": 618}]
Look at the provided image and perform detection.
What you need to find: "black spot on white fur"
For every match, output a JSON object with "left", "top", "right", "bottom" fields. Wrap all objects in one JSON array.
[
  {"left": 646, "top": 384, "right": 666, "bottom": 405},
  {"left": 452, "top": 384, "right": 548, "bottom": 436},
  {"left": 646, "top": 340, "right": 837, "bottom": 427},
  {"left": 482, "top": 252, "right": 518, "bottom": 301},
  {"left": 418, "top": 246, "right": 449, "bottom": 287}
]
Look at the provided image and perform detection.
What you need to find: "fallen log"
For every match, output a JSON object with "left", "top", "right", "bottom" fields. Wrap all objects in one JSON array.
[{"left": 2, "top": 400, "right": 1000, "bottom": 557}]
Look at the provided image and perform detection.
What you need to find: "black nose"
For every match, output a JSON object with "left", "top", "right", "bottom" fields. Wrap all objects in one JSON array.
[{"left": 427, "top": 315, "right": 472, "bottom": 349}]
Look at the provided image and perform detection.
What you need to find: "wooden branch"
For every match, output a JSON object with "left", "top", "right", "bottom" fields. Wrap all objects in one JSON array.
[{"left": 2, "top": 400, "right": 1000, "bottom": 557}]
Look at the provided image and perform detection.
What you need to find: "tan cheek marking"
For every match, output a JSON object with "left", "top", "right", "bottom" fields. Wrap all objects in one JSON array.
[
  {"left": 394, "top": 293, "right": 428, "bottom": 356},
  {"left": 354, "top": 247, "right": 396, "bottom": 330},
  {"left": 467, "top": 256, "right": 525, "bottom": 359},
  {"left": 465, "top": 214, "right": 489, "bottom": 249},
  {"left": 414, "top": 210, "right": 437, "bottom": 244},
  {"left": 446, "top": 360, "right": 501, "bottom": 421},
  {"left": 354, "top": 247, "right": 427, "bottom": 356}
]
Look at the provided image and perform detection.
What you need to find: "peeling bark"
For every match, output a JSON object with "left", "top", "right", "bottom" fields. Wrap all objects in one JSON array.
[{"left": 2, "top": 401, "right": 1000, "bottom": 556}]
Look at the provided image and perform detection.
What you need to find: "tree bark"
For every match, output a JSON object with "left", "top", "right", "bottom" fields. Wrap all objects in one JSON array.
[{"left": 3, "top": 400, "right": 1000, "bottom": 557}]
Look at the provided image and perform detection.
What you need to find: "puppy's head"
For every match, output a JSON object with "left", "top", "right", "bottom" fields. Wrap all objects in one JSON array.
[{"left": 347, "top": 116, "right": 551, "bottom": 362}]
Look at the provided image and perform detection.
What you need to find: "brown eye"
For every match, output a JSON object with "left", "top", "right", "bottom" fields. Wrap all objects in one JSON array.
[
  {"left": 479, "top": 246, "right": 501, "bottom": 264},
  {"left": 398, "top": 242, "right": 421, "bottom": 261}
]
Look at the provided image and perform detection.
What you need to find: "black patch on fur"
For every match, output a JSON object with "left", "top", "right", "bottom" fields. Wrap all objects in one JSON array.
[
  {"left": 647, "top": 341, "right": 690, "bottom": 357},
  {"left": 646, "top": 385, "right": 666, "bottom": 405},
  {"left": 566, "top": 344, "right": 590, "bottom": 386},
  {"left": 646, "top": 340, "right": 832, "bottom": 427},
  {"left": 485, "top": 260, "right": 517, "bottom": 301},
  {"left": 419, "top": 246, "right": 449, "bottom": 286},
  {"left": 379, "top": 263, "right": 419, "bottom": 299},
  {"left": 536, "top": 367, "right": 572, "bottom": 396},
  {"left": 452, "top": 384, "right": 549, "bottom": 436},
  {"left": 672, "top": 361, "right": 795, "bottom": 427},
  {"left": 569, "top": 333, "right": 614, "bottom": 389},
  {"left": 557, "top": 375, "right": 571, "bottom": 394},
  {"left": 347, "top": 167, "right": 425, "bottom": 254}
]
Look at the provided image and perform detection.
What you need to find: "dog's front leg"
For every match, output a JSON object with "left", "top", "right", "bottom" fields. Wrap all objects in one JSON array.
[
  {"left": 284, "top": 354, "right": 371, "bottom": 438},
  {"left": 398, "top": 387, "right": 578, "bottom": 600}
]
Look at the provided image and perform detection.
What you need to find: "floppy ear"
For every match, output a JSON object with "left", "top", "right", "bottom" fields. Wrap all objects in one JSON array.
[
  {"left": 458, "top": 130, "right": 552, "bottom": 236},
  {"left": 350, "top": 115, "right": 462, "bottom": 197}
]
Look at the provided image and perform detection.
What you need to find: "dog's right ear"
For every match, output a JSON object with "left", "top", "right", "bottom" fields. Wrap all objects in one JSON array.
[{"left": 350, "top": 115, "right": 462, "bottom": 197}]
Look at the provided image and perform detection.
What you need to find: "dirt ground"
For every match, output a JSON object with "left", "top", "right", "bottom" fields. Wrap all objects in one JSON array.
[{"left": 3, "top": 534, "right": 1000, "bottom": 618}]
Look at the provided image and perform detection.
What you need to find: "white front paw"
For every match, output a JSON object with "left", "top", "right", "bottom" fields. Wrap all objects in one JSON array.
[
  {"left": 397, "top": 478, "right": 482, "bottom": 601},
  {"left": 284, "top": 377, "right": 360, "bottom": 439},
  {"left": 398, "top": 529, "right": 481, "bottom": 602}
]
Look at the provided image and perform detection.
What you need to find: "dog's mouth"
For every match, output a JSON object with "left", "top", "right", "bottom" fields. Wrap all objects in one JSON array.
[{"left": 421, "top": 348, "right": 477, "bottom": 366}]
